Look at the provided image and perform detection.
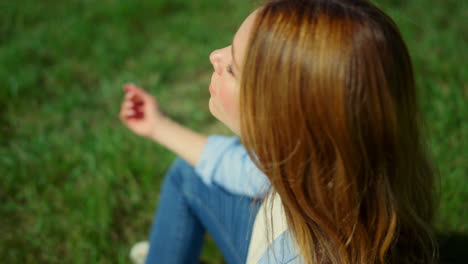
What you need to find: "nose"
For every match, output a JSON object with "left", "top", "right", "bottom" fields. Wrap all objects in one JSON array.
[{"left": 209, "top": 49, "right": 223, "bottom": 75}]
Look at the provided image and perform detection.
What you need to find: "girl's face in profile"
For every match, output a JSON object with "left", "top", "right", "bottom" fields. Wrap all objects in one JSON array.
[{"left": 208, "top": 11, "right": 258, "bottom": 135}]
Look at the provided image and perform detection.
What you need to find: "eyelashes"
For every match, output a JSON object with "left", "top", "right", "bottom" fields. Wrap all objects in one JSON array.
[{"left": 226, "top": 64, "right": 235, "bottom": 76}]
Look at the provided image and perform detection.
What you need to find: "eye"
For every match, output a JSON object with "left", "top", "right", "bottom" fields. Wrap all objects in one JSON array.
[{"left": 226, "top": 64, "right": 234, "bottom": 76}]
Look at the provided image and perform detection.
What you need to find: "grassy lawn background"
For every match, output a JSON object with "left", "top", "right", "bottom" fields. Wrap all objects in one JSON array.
[{"left": 0, "top": 0, "right": 466, "bottom": 263}]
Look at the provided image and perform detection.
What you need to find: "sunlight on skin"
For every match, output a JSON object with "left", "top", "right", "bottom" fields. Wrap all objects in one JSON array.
[{"left": 208, "top": 10, "right": 259, "bottom": 136}]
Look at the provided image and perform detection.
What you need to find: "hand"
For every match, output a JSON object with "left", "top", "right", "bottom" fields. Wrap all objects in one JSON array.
[{"left": 119, "top": 83, "right": 166, "bottom": 139}]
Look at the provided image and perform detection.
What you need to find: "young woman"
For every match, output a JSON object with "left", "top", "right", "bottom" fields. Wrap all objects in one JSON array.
[{"left": 120, "top": 0, "right": 437, "bottom": 263}]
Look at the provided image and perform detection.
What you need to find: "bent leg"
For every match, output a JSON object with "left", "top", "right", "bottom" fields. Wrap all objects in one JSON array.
[{"left": 145, "top": 157, "right": 262, "bottom": 264}]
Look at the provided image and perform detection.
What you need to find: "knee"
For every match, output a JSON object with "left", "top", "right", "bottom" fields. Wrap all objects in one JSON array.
[
  {"left": 170, "top": 157, "right": 194, "bottom": 173},
  {"left": 164, "top": 157, "right": 197, "bottom": 187}
]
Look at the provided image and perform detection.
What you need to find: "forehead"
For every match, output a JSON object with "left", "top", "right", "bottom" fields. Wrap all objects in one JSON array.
[{"left": 232, "top": 10, "right": 259, "bottom": 62}]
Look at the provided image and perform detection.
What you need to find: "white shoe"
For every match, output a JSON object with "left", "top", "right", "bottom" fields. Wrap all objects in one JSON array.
[{"left": 130, "top": 241, "right": 150, "bottom": 264}]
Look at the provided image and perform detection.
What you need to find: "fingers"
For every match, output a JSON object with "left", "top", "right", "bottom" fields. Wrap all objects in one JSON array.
[
  {"left": 123, "top": 83, "right": 139, "bottom": 93},
  {"left": 123, "top": 102, "right": 144, "bottom": 120},
  {"left": 123, "top": 83, "right": 152, "bottom": 100},
  {"left": 121, "top": 108, "right": 144, "bottom": 121},
  {"left": 121, "top": 87, "right": 145, "bottom": 120},
  {"left": 124, "top": 82, "right": 156, "bottom": 103},
  {"left": 124, "top": 91, "right": 143, "bottom": 105}
]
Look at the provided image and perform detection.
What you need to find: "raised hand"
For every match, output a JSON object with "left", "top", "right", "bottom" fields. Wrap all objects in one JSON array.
[{"left": 119, "top": 83, "right": 165, "bottom": 139}]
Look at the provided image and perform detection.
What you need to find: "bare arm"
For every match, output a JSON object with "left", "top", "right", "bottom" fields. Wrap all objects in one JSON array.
[{"left": 149, "top": 117, "right": 207, "bottom": 166}]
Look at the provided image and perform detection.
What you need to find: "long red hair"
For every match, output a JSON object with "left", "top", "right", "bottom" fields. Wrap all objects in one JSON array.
[{"left": 240, "top": 0, "right": 437, "bottom": 263}]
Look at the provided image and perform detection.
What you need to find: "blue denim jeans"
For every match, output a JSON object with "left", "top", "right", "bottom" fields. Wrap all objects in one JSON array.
[{"left": 145, "top": 157, "right": 262, "bottom": 264}]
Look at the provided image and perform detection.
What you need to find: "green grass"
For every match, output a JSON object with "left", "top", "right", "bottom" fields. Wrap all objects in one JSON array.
[{"left": 0, "top": 0, "right": 466, "bottom": 263}]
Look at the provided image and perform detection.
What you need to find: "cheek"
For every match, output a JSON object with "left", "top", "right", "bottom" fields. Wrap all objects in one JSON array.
[
  {"left": 218, "top": 83, "right": 239, "bottom": 121},
  {"left": 218, "top": 86, "right": 234, "bottom": 114},
  {"left": 211, "top": 81, "right": 241, "bottom": 134}
]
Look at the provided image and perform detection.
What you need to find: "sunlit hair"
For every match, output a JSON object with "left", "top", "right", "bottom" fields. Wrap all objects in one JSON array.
[{"left": 239, "top": 0, "right": 437, "bottom": 263}]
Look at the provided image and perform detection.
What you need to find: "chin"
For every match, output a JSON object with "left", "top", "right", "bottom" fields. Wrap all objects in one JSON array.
[
  {"left": 208, "top": 98, "right": 217, "bottom": 118},
  {"left": 208, "top": 100, "right": 240, "bottom": 135}
]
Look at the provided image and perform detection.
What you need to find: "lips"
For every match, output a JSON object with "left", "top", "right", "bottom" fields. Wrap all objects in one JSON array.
[{"left": 209, "top": 84, "right": 216, "bottom": 95}]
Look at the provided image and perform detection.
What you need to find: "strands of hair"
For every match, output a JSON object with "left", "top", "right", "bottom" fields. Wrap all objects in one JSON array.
[{"left": 240, "top": 0, "right": 437, "bottom": 263}]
